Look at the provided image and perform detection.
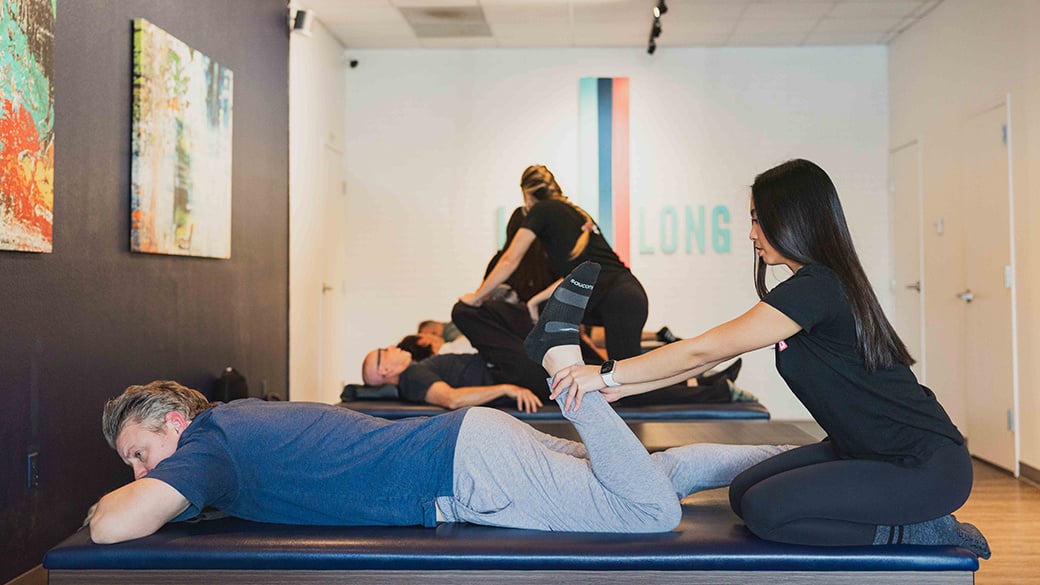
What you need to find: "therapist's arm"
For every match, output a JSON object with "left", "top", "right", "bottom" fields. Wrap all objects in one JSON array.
[{"left": 461, "top": 228, "right": 538, "bottom": 306}]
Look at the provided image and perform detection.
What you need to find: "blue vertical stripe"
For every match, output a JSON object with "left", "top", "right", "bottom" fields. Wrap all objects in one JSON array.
[{"left": 597, "top": 78, "right": 613, "bottom": 244}]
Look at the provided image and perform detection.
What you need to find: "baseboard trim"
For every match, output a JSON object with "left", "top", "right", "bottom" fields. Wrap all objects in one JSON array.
[
  {"left": 1021, "top": 461, "right": 1040, "bottom": 486},
  {"left": 5, "top": 565, "right": 47, "bottom": 585}
]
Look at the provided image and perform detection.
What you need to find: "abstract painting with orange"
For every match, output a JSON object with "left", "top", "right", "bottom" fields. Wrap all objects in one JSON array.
[
  {"left": 0, "top": 0, "right": 54, "bottom": 253},
  {"left": 131, "top": 19, "right": 233, "bottom": 258}
]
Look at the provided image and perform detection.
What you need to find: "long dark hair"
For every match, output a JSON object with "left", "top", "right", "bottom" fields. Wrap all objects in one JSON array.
[{"left": 752, "top": 159, "right": 913, "bottom": 371}]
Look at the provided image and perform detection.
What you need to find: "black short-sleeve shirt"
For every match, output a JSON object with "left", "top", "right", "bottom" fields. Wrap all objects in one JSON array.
[
  {"left": 763, "top": 264, "right": 963, "bottom": 465},
  {"left": 522, "top": 199, "right": 627, "bottom": 278},
  {"left": 397, "top": 354, "right": 496, "bottom": 403}
]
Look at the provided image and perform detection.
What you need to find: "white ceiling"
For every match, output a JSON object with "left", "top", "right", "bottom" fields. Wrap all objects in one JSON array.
[{"left": 296, "top": 0, "right": 943, "bottom": 49}]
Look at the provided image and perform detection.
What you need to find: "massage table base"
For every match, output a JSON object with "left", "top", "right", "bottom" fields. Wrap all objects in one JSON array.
[{"left": 48, "top": 568, "right": 972, "bottom": 584}]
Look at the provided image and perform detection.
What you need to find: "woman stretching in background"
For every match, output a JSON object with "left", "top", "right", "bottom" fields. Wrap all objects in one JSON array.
[{"left": 461, "top": 164, "right": 649, "bottom": 360}]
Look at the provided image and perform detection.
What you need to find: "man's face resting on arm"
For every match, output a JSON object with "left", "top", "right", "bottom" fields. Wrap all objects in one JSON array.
[
  {"left": 89, "top": 410, "right": 192, "bottom": 543},
  {"left": 89, "top": 381, "right": 208, "bottom": 544}
]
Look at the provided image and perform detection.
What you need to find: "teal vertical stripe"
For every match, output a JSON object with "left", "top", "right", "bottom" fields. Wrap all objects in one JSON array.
[
  {"left": 578, "top": 78, "right": 599, "bottom": 217},
  {"left": 597, "top": 78, "right": 613, "bottom": 244}
]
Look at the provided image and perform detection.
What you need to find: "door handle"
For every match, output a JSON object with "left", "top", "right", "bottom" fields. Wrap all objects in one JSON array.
[
  {"left": 956, "top": 289, "right": 974, "bottom": 303},
  {"left": 321, "top": 283, "right": 334, "bottom": 294},
  {"left": 905, "top": 281, "right": 921, "bottom": 292}
]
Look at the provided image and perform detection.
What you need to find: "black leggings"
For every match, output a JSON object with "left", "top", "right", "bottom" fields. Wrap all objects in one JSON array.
[
  {"left": 585, "top": 271, "right": 648, "bottom": 360},
  {"left": 451, "top": 300, "right": 550, "bottom": 396},
  {"left": 613, "top": 380, "right": 732, "bottom": 406},
  {"left": 452, "top": 300, "right": 611, "bottom": 399},
  {"left": 728, "top": 440, "right": 973, "bottom": 546}
]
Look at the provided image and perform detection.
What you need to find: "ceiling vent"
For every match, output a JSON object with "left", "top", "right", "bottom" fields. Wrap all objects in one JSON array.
[{"left": 398, "top": 6, "right": 491, "bottom": 38}]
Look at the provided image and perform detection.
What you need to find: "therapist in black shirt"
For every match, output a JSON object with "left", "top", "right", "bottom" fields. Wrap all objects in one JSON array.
[
  {"left": 546, "top": 159, "right": 989, "bottom": 558},
  {"left": 461, "top": 164, "right": 649, "bottom": 361}
]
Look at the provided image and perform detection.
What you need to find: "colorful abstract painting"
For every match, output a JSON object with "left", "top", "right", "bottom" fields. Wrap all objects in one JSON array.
[
  {"left": 0, "top": 0, "right": 54, "bottom": 253},
  {"left": 131, "top": 19, "right": 233, "bottom": 258},
  {"left": 579, "top": 77, "right": 629, "bottom": 266}
]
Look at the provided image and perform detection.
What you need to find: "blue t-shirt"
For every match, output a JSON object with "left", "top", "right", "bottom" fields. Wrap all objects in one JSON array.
[
  {"left": 763, "top": 264, "right": 963, "bottom": 465},
  {"left": 147, "top": 399, "right": 467, "bottom": 527}
]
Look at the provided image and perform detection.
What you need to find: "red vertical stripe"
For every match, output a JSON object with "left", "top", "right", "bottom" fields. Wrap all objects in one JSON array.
[{"left": 611, "top": 78, "right": 630, "bottom": 266}]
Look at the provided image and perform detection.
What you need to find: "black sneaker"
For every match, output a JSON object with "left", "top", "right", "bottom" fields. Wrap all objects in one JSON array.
[
  {"left": 696, "top": 358, "right": 743, "bottom": 386},
  {"left": 656, "top": 326, "right": 681, "bottom": 343}
]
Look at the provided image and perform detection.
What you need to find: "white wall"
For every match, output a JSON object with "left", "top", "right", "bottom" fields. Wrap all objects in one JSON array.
[
  {"left": 289, "top": 22, "right": 346, "bottom": 403},
  {"left": 889, "top": 0, "right": 1040, "bottom": 470},
  {"left": 341, "top": 47, "right": 889, "bottom": 420}
]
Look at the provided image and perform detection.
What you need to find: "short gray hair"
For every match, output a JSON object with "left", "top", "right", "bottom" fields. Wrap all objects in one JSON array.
[{"left": 102, "top": 380, "right": 213, "bottom": 448}]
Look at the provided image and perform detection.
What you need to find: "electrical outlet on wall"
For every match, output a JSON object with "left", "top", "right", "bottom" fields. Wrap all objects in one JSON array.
[{"left": 27, "top": 451, "right": 39, "bottom": 489}]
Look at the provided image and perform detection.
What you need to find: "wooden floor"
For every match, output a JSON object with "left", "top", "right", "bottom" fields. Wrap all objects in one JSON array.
[{"left": 956, "top": 459, "right": 1040, "bottom": 585}]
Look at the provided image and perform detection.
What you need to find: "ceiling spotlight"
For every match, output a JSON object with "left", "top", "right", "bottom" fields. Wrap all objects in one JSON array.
[{"left": 647, "top": 0, "right": 666, "bottom": 55}]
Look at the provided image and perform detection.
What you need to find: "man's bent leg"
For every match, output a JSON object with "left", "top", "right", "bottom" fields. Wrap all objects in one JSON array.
[
  {"left": 447, "top": 260, "right": 673, "bottom": 531},
  {"left": 440, "top": 406, "right": 678, "bottom": 533},
  {"left": 651, "top": 443, "right": 794, "bottom": 499},
  {"left": 552, "top": 389, "right": 678, "bottom": 527},
  {"left": 516, "top": 419, "right": 588, "bottom": 459}
]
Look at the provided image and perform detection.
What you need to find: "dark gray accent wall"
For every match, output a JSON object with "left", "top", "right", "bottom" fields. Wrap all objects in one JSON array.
[{"left": 0, "top": 1, "right": 289, "bottom": 580}]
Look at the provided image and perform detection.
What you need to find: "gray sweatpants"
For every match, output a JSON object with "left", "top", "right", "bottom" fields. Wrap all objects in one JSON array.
[{"left": 436, "top": 391, "right": 789, "bottom": 533}]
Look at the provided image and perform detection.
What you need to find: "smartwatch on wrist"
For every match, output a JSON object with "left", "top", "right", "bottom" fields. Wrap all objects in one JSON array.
[{"left": 600, "top": 360, "right": 621, "bottom": 387}]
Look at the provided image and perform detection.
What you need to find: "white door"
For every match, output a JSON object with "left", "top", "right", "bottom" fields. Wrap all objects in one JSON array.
[
  {"left": 888, "top": 141, "right": 925, "bottom": 380},
  {"left": 960, "top": 102, "right": 1018, "bottom": 474},
  {"left": 318, "top": 144, "right": 348, "bottom": 404}
]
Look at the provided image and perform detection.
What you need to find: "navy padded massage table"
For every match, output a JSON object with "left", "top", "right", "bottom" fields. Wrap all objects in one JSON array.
[
  {"left": 338, "top": 398, "right": 770, "bottom": 421},
  {"left": 43, "top": 488, "right": 978, "bottom": 584},
  {"left": 43, "top": 421, "right": 978, "bottom": 584},
  {"left": 339, "top": 380, "right": 770, "bottom": 421}
]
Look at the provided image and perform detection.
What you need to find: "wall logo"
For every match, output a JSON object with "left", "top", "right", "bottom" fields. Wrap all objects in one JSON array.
[
  {"left": 637, "top": 205, "right": 731, "bottom": 255},
  {"left": 579, "top": 77, "right": 731, "bottom": 260},
  {"left": 579, "top": 77, "right": 630, "bottom": 265},
  {"left": 497, "top": 78, "right": 731, "bottom": 258}
]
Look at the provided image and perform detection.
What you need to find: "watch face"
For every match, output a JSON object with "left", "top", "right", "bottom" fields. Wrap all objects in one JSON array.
[{"left": 600, "top": 360, "right": 615, "bottom": 374}]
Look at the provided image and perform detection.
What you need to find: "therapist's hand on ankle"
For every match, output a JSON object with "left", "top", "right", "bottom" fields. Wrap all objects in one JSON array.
[{"left": 551, "top": 364, "right": 606, "bottom": 410}]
